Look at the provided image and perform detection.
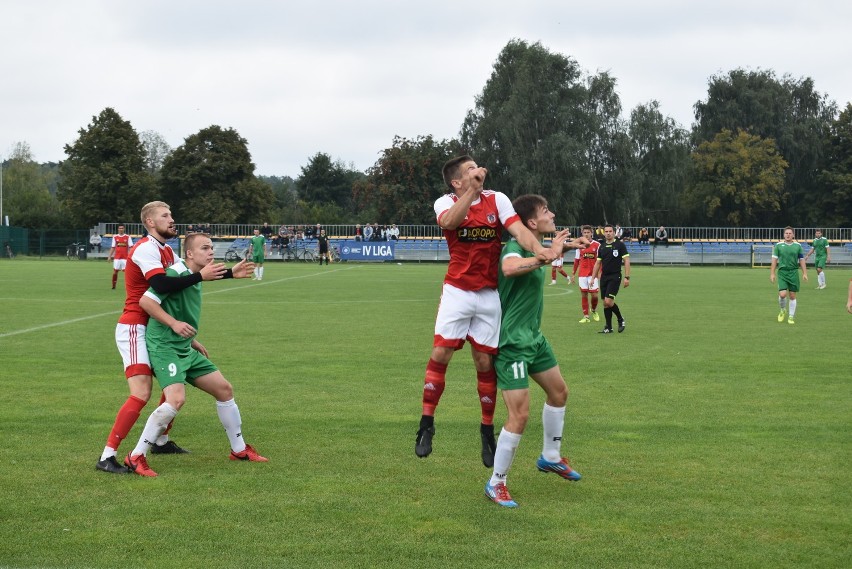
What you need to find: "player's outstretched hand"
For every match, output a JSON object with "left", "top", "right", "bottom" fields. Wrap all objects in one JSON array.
[
  {"left": 170, "top": 321, "right": 196, "bottom": 339},
  {"left": 231, "top": 259, "right": 255, "bottom": 279},
  {"left": 200, "top": 261, "right": 228, "bottom": 281}
]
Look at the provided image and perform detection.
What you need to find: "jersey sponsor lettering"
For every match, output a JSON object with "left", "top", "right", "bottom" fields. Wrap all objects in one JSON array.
[
  {"left": 112, "top": 234, "right": 132, "bottom": 260},
  {"left": 456, "top": 226, "right": 498, "bottom": 242},
  {"left": 574, "top": 241, "right": 600, "bottom": 277}
]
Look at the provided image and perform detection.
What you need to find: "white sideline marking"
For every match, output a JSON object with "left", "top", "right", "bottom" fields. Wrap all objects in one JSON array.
[
  {"left": 0, "top": 266, "right": 359, "bottom": 338},
  {"left": 0, "top": 311, "right": 120, "bottom": 339}
]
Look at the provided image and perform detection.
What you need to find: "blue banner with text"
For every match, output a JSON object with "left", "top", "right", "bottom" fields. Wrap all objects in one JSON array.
[{"left": 339, "top": 240, "right": 395, "bottom": 261}]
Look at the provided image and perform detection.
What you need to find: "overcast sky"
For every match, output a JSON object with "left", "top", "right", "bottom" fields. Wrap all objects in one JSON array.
[{"left": 2, "top": 0, "right": 849, "bottom": 177}]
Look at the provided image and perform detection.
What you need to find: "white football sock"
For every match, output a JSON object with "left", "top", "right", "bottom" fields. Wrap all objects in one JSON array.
[
  {"left": 778, "top": 296, "right": 787, "bottom": 310},
  {"left": 100, "top": 446, "right": 116, "bottom": 461},
  {"left": 259, "top": 266, "right": 264, "bottom": 279},
  {"left": 133, "top": 403, "right": 178, "bottom": 456},
  {"left": 819, "top": 273, "right": 825, "bottom": 286},
  {"left": 542, "top": 403, "right": 566, "bottom": 462},
  {"left": 788, "top": 299, "right": 797, "bottom": 318},
  {"left": 489, "top": 428, "right": 522, "bottom": 487},
  {"left": 216, "top": 398, "right": 245, "bottom": 453}
]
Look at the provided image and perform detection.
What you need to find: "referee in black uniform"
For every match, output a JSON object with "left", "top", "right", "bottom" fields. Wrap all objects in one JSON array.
[{"left": 592, "top": 224, "right": 631, "bottom": 333}]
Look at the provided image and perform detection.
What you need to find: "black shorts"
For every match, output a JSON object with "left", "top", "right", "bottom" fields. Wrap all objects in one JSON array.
[{"left": 600, "top": 274, "right": 622, "bottom": 299}]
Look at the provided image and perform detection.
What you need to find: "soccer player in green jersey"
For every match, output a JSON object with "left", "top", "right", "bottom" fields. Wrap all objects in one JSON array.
[
  {"left": 485, "top": 194, "right": 589, "bottom": 508},
  {"left": 770, "top": 226, "right": 808, "bottom": 325},
  {"left": 249, "top": 228, "right": 267, "bottom": 280},
  {"left": 804, "top": 229, "right": 831, "bottom": 289},
  {"left": 124, "top": 233, "right": 267, "bottom": 476}
]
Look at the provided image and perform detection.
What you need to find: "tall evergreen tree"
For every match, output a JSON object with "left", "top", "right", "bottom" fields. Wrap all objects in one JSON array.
[{"left": 59, "top": 108, "right": 154, "bottom": 226}]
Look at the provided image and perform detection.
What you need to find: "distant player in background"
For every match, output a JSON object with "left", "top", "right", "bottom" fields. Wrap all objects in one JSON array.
[
  {"left": 107, "top": 225, "right": 132, "bottom": 290},
  {"left": 549, "top": 252, "right": 569, "bottom": 285},
  {"left": 572, "top": 225, "right": 601, "bottom": 323},
  {"left": 592, "top": 224, "right": 630, "bottom": 334},
  {"left": 846, "top": 278, "right": 852, "bottom": 313},
  {"left": 317, "top": 229, "right": 330, "bottom": 265},
  {"left": 770, "top": 226, "right": 808, "bottom": 324},
  {"left": 125, "top": 233, "right": 264, "bottom": 477},
  {"left": 96, "top": 202, "right": 248, "bottom": 475},
  {"left": 416, "top": 155, "right": 558, "bottom": 468},
  {"left": 485, "top": 194, "right": 587, "bottom": 508},
  {"left": 249, "top": 228, "right": 266, "bottom": 281},
  {"left": 804, "top": 229, "right": 830, "bottom": 289}
]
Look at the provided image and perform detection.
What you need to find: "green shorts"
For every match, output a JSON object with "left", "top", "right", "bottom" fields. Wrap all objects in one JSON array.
[
  {"left": 150, "top": 349, "right": 219, "bottom": 389},
  {"left": 494, "top": 335, "right": 558, "bottom": 391},
  {"left": 814, "top": 256, "right": 826, "bottom": 270},
  {"left": 252, "top": 252, "right": 264, "bottom": 264},
  {"left": 777, "top": 270, "right": 800, "bottom": 293}
]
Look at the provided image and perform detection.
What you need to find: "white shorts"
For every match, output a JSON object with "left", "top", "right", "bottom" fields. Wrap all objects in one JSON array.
[
  {"left": 113, "top": 259, "right": 128, "bottom": 271},
  {"left": 115, "top": 323, "right": 151, "bottom": 378},
  {"left": 551, "top": 257, "right": 564, "bottom": 267},
  {"left": 433, "top": 283, "right": 500, "bottom": 354},
  {"left": 578, "top": 276, "right": 599, "bottom": 292}
]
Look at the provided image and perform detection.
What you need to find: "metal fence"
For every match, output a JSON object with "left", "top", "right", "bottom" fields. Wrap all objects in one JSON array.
[{"left": 94, "top": 223, "right": 852, "bottom": 243}]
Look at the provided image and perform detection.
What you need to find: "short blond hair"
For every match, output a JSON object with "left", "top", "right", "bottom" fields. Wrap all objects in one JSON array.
[{"left": 140, "top": 201, "right": 170, "bottom": 226}]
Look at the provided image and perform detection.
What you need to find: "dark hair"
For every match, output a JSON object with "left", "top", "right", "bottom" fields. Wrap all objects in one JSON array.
[
  {"left": 604, "top": 224, "right": 614, "bottom": 230},
  {"left": 581, "top": 224, "right": 592, "bottom": 232},
  {"left": 512, "top": 194, "right": 548, "bottom": 227},
  {"left": 442, "top": 155, "right": 475, "bottom": 190}
]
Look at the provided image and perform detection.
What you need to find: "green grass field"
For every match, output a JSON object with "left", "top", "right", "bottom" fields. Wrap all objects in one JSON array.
[{"left": 0, "top": 259, "right": 849, "bottom": 568}]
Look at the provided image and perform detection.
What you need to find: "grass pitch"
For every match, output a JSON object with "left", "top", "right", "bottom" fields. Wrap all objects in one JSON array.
[{"left": 0, "top": 259, "right": 849, "bottom": 568}]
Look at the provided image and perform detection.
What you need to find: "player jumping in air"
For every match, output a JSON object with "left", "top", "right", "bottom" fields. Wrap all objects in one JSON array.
[{"left": 416, "top": 155, "right": 559, "bottom": 467}]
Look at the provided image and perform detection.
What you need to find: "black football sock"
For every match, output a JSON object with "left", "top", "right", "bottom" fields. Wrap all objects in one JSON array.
[
  {"left": 604, "top": 307, "right": 613, "bottom": 329},
  {"left": 612, "top": 303, "right": 623, "bottom": 324}
]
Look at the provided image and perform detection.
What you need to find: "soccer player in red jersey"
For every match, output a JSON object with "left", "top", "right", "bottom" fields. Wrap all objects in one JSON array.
[
  {"left": 96, "top": 201, "right": 252, "bottom": 474},
  {"left": 415, "top": 155, "right": 560, "bottom": 467},
  {"left": 107, "top": 225, "right": 132, "bottom": 290},
  {"left": 571, "top": 225, "right": 602, "bottom": 323}
]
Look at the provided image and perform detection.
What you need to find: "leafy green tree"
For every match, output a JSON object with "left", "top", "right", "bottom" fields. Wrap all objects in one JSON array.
[
  {"left": 581, "top": 71, "right": 635, "bottom": 225},
  {"left": 296, "top": 153, "right": 363, "bottom": 217},
  {"left": 139, "top": 130, "right": 172, "bottom": 174},
  {"left": 353, "top": 135, "right": 462, "bottom": 224},
  {"left": 627, "top": 101, "right": 692, "bottom": 226},
  {"left": 688, "top": 129, "right": 788, "bottom": 226},
  {"left": 461, "top": 39, "right": 591, "bottom": 225},
  {"left": 819, "top": 102, "right": 852, "bottom": 226},
  {"left": 59, "top": 108, "right": 155, "bottom": 226},
  {"left": 693, "top": 69, "right": 836, "bottom": 224},
  {"left": 159, "top": 126, "right": 274, "bottom": 224},
  {"left": 2, "top": 142, "right": 63, "bottom": 228}
]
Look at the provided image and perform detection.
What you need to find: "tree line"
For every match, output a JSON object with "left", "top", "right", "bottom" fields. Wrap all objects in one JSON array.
[{"left": 2, "top": 39, "right": 850, "bottom": 230}]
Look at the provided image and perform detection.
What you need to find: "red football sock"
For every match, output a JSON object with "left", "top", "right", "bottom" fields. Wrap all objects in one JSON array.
[
  {"left": 422, "top": 358, "right": 447, "bottom": 416},
  {"left": 112, "top": 271, "right": 118, "bottom": 288},
  {"left": 581, "top": 296, "right": 589, "bottom": 316},
  {"left": 477, "top": 369, "right": 497, "bottom": 425},
  {"left": 592, "top": 295, "right": 599, "bottom": 311},
  {"left": 106, "top": 395, "right": 146, "bottom": 450},
  {"left": 551, "top": 267, "right": 557, "bottom": 280},
  {"left": 558, "top": 268, "right": 568, "bottom": 277}
]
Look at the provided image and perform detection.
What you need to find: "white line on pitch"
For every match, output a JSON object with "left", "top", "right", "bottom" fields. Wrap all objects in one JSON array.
[{"left": 0, "top": 311, "right": 120, "bottom": 339}]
